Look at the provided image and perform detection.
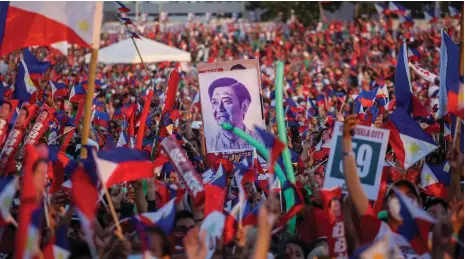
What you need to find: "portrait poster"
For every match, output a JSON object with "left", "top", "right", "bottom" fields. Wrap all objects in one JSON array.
[{"left": 198, "top": 59, "right": 265, "bottom": 154}]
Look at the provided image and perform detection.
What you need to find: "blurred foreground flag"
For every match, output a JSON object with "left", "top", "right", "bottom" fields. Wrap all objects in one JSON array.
[{"left": 0, "top": 2, "right": 103, "bottom": 55}]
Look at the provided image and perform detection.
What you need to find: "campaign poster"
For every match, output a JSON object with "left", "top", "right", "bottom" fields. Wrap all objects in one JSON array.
[
  {"left": 323, "top": 122, "right": 389, "bottom": 200},
  {"left": 198, "top": 59, "right": 265, "bottom": 154}
]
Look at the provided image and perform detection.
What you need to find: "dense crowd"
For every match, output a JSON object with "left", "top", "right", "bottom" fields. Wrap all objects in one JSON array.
[{"left": 0, "top": 9, "right": 463, "bottom": 259}]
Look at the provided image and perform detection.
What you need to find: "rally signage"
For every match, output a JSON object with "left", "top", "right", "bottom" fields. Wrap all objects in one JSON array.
[
  {"left": 323, "top": 122, "right": 389, "bottom": 200},
  {"left": 0, "top": 119, "right": 7, "bottom": 148},
  {"left": 17, "top": 105, "right": 56, "bottom": 160},
  {"left": 0, "top": 128, "right": 24, "bottom": 174},
  {"left": 409, "top": 63, "right": 438, "bottom": 83},
  {"left": 160, "top": 136, "right": 205, "bottom": 206}
]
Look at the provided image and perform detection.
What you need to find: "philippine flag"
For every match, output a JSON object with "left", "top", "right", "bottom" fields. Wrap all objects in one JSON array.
[
  {"left": 388, "top": 1, "right": 408, "bottom": 15},
  {"left": 0, "top": 2, "right": 103, "bottom": 56},
  {"left": 71, "top": 164, "right": 99, "bottom": 259},
  {"left": 393, "top": 188, "right": 436, "bottom": 256},
  {"left": 439, "top": 30, "right": 463, "bottom": 120},
  {"left": 94, "top": 111, "right": 110, "bottom": 130},
  {"left": 115, "top": 1, "right": 131, "bottom": 13},
  {"left": 43, "top": 224, "right": 70, "bottom": 259},
  {"left": 407, "top": 47, "right": 420, "bottom": 63},
  {"left": 13, "top": 58, "right": 37, "bottom": 103},
  {"left": 116, "top": 13, "right": 133, "bottom": 26},
  {"left": 191, "top": 91, "right": 201, "bottom": 112},
  {"left": 275, "top": 182, "right": 304, "bottom": 229},
  {"left": 116, "top": 132, "right": 130, "bottom": 147},
  {"left": 69, "top": 83, "right": 87, "bottom": 103},
  {"left": 374, "top": 3, "right": 388, "bottom": 15},
  {"left": 0, "top": 176, "right": 18, "bottom": 227},
  {"left": 357, "top": 90, "right": 377, "bottom": 108},
  {"left": 128, "top": 198, "right": 177, "bottom": 235},
  {"left": 286, "top": 98, "right": 304, "bottom": 113},
  {"left": 448, "top": 6, "right": 460, "bottom": 19},
  {"left": 154, "top": 180, "right": 184, "bottom": 208},
  {"left": 23, "top": 48, "right": 50, "bottom": 77},
  {"left": 421, "top": 161, "right": 451, "bottom": 200},
  {"left": 352, "top": 234, "right": 391, "bottom": 259},
  {"left": 22, "top": 205, "right": 44, "bottom": 259},
  {"left": 92, "top": 148, "right": 166, "bottom": 187},
  {"left": 255, "top": 126, "right": 285, "bottom": 175},
  {"left": 383, "top": 109, "right": 437, "bottom": 169},
  {"left": 50, "top": 81, "right": 68, "bottom": 99},
  {"left": 424, "top": 11, "right": 437, "bottom": 24},
  {"left": 395, "top": 41, "right": 413, "bottom": 111},
  {"left": 204, "top": 163, "right": 227, "bottom": 217},
  {"left": 373, "top": 85, "right": 389, "bottom": 110},
  {"left": 399, "top": 15, "right": 414, "bottom": 28},
  {"left": 47, "top": 146, "right": 78, "bottom": 177}
]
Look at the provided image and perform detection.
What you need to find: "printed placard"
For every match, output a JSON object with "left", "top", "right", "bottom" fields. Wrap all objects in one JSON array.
[
  {"left": 198, "top": 59, "right": 265, "bottom": 153},
  {"left": 160, "top": 137, "right": 205, "bottom": 206},
  {"left": 323, "top": 122, "right": 389, "bottom": 200}
]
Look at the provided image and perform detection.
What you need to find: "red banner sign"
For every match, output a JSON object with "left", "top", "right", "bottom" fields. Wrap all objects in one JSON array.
[
  {"left": 0, "top": 128, "right": 24, "bottom": 174},
  {"left": 17, "top": 105, "right": 56, "bottom": 160},
  {"left": 160, "top": 136, "right": 205, "bottom": 206},
  {"left": 0, "top": 119, "right": 8, "bottom": 149},
  {"left": 319, "top": 187, "right": 348, "bottom": 259}
]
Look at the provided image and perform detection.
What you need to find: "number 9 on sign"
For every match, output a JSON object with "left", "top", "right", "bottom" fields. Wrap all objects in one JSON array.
[{"left": 339, "top": 143, "right": 373, "bottom": 178}]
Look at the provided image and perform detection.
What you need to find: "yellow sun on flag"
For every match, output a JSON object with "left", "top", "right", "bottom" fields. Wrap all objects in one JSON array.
[
  {"left": 3, "top": 196, "right": 12, "bottom": 208},
  {"left": 78, "top": 20, "right": 89, "bottom": 33},
  {"left": 425, "top": 174, "right": 433, "bottom": 183},
  {"left": 26, "top": 76, "right": 34, "bottom": 86},
  {"left": 408, "top": 142, "right": 421, "bottom": 156}
]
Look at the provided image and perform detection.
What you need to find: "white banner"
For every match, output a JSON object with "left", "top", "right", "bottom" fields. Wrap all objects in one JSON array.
[
  {"left": 323, "top": 122, "right": 390, "bottom": 200},
  {"left": 409, "top": 63, "right": 438, "bottom": 83}
]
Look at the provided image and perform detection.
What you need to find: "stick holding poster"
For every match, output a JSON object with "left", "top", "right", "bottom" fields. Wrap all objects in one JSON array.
[{"left": 323, "top": 122, "right": 390, "bottom": 200}]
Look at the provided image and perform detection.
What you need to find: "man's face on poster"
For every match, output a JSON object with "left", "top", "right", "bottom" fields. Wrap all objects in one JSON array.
[
  {"left": 211, "top": 86, "right": 249, "bottom": 127},
  {"left": 0, "top": 103, "right": 11, "bottom": 120},
  {"left": 14, "top": 109, "right": 27, "bottom": 128},
  {"left": 329, "top": 199, "right": 342, "bottom": 218}
]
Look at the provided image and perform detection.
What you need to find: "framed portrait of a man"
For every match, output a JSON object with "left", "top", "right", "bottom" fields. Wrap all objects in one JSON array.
[{"left": 198, "top": 59, "right": 265, "bottom": 154}]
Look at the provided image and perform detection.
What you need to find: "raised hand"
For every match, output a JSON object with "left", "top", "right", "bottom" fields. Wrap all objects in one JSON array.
[
  {"left": 184, "top": 227, "right": 208, "bottom": 259},
  {"left": 446, "top": 146, "right": 463, "bottom": 169},
  {"left": 342, "top": 114, "right": 357, "bottom": 140}
]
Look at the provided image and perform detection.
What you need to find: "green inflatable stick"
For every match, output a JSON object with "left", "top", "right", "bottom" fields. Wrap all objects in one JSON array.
[
  {"left": 221, "top": 122, "right": 296, "bottom": 233},
  {"left": 274, "top": 61, "right": 296, "bottom": 232},
  {"left": 221, "top": 123, "right": 287, "bottom": 184}
]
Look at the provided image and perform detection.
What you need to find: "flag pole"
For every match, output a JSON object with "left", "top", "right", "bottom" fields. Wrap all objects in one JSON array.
[
  {"left": 453, "top": 5, "right": 463, "bottom": 147},
  {"left": 79, "top": 2, "right": 124, "bottom": 240}
]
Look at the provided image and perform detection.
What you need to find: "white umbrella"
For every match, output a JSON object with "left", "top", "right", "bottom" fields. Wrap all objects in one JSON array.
[{"left": 85, "top": 36, "right": 191, "bottom": 64}]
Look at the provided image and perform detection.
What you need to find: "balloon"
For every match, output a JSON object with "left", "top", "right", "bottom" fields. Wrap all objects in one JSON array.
[
  {"left": 220, "top": 122, "right": 287, "bottom": 184},
  {"left": 274, "top": 61, "right": 296, "bottom": 232}
]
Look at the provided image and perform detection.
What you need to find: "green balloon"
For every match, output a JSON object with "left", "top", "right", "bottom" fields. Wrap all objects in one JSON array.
[
  {"left": 274, "top": 61, "right": 296, "bottom": 233},
  {"left": 220, "top": 122, "right": 296, "bottom": 233},
  {"left": 220, "top": 123, "right": 287, "bottom": 184}
]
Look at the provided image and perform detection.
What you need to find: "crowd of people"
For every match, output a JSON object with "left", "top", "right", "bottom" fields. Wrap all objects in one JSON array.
[{"left": 0, "top": 6, "right": 463, "bottom": 259}]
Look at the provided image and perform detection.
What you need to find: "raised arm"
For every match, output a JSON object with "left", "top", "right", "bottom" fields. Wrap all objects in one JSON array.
[
  {"left": 446, "top": 145, "right": 463, "bottom": 201},
  {"left": 342, "top": 115, "right": 369, "bottom": 216},
  {"left": 251, "top": 194, "right": 280, "bottom": 259}
]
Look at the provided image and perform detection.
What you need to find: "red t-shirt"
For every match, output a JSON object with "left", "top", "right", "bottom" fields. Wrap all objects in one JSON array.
[{"left": 297, "top": 206, "right": 331, "bottom": 244}]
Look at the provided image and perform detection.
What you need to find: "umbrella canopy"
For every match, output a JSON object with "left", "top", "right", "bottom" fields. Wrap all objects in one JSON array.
[{"left": 85, "top": 37, "right": 191, "bottom": 64}]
